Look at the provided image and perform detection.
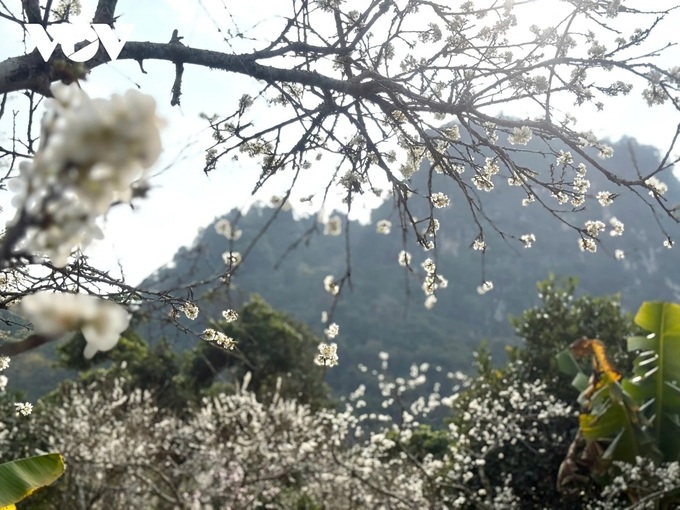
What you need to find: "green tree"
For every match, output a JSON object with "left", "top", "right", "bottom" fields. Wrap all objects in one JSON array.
[
  {"left": 56, "top": 296, "right": 334, "bottom": 411},
  {"left": 186, "top": 294, "right": 333, "bottom": 409},
  {"left": 510, "top": 275, "right": 638, "bottom": 402}
]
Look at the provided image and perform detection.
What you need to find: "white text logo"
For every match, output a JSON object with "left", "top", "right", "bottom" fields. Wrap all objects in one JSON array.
[{"left": 26, "top": 23, "right": 133, "bottom": 62}]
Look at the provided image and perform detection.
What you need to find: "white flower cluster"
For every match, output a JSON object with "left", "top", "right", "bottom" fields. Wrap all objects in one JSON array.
[
  {"left": 324, "top": 215, "right": 342, "bottom": 236},
  {"left": 508, "top": 125, "right": 533, "bottom": 145},
  {"left": 430, "top": 192, "right": 451, "bottom": 208},
  {"left": 484, "top": 121, "right": 498, "bottom": 143},
  {"left": 421, "top": 259, "right": 441, "bottom": 296},
  {"left": 376, "top": 219, "right": 392, "bottom": 234},
  {"left": 180, "top": 301, "right": 199, "bottom": 320},
  {"left": 472, "top": 157, "right": 500, "bottom": 191},
  {"left": 398, "top": 250, "right": 411, "bottom": 267},
  {"left": 572, "top": 164, "right": 589, "bottom": 207},
  {"left": 645, "top": 176, "right": 668, "bottom": 196},
  {"left": 323, "top": 274, "right": 340, "bottom": 295},
  {"left": 202, "top": 328, "right": 236, "bottom": 350},
  {"left": 596, "top": 191, "right": 614, "bottom": 206},
  {"left": 222, "top": 309, "right": 238, "bottom": 322},
  {"left": 8, "top": 83, "right": 163, "bottom": 267},
  {"left": 585, "top": 220, "right": 606, "bottom": 237},
  {"left": 596, "top": 457, "right": 680, "bottom": 508},
  {"left": 0, "top": 356, "right": 8, "bottom": 393},
  {"left": 221, "top": 251, "right": 242, "bottom": 267},
  {"left": 609, "top": 217, "right": 624, "bottom": 236},
  {"left": 477, "top": 280, "right": 493, "bottom": 295},
  {"left": 556, "top": 150, "right": 574, "bottom": 165},
  {"left": 520, "top": 233, "right": 536, "bottom": 248},
  {"left": 324, "top": 322, "right": 339, "bottom": 339},
  {"left": 214, "top": 218, "right": 243, "bottom": 241},
  {"left": 579, "top": 238, "right": 597, "bottom": 253},
  {"left": 14, "top": 402, "right": 33, "bottom": 416},
  {"left": 2, "top": 354, "right": 584, "bottom": 508},
  {"left": 421, "top": 258, "right": 436, "bottom": 274},
  {"left": 315, "top": 342, "right": 339, "bottom": 367},
  {"left": 473, "top": 238, "right": 486, "bottom": 251},
  {"left": 11, "top": 291, "right": 130, "bottom": 359},
  {"left": 424, "top": 295, "right": 437, "bottom": 309}
]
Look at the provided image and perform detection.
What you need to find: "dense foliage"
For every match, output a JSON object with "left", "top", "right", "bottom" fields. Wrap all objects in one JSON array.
[
  {"left": 1, "top": 279, "right": 676, "bottom": 508},
  {"left": 2, "top": 0, "right": 680, "bottom": 505}
]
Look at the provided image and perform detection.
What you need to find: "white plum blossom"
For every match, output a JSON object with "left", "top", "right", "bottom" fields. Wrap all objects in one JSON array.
[
  {"left": 598, "top": 145, "right": 614, "bottom": 158},
  {"left": 222, "top": 251, "right": 242, "bottom": 267},
  {"left": 222, "top": 309, "right": 238, "bottom": 322},
  {"left": 520, "top": 233, "right": 536, "bottom": 248},
  {"left": 477, "top": 281, "right": 493, "bottom": 295},
  {"left": 422, "top": 275, "right": 436, "bottom": 296},
  {"left": 664, "top": 238, "right": 674, "bottom": 249},
  {"left": 398, "top": 250, "right": 412, "bottom": 267},
  {"left": 646, "top": 176, "right": 668, "bottom": 196},
  {"left": 324, "top": 322, "right": 340, "bottom": 339},
  {"left": 609, "top": 217, "right": 624, "bottom": 236},
  {"left": 202, "top": 328, "right": 236, "bottom": 350},
  {"left": 323, "top": 275, "right": 340, "bottom": 295},
  {"left": 430, "top": 192, "right": 450, "bottom": 208},
  {"left": 552, "top": 191, "right": 570, "bottom": 205},
  {"left": 556, "top": 150, "right": 573, "bottom": 165},
  {"left": 579, "top": 238, "right": 597, "bottom": 253},
  {"left": 324, "top": 215, "right": 342, "bottom": 236},
  {"left": 424, "top": 295, "right": 437, "bottom": 309},
  {"left": 15, "top": 402, "right": 33, "bottom": 416},
  {"left": 181, "top": 302, "right": 199, "bottom": 320},
  {"left": 615, "top": 249, "right": 625, "bottom": 260},
  {"left": 11, "top": 291, "right": 130, "bottom": 359},
  {"left": 8, "top": 82, "right": 163, "bottom": 267},
  {"left": 585, "top": 220, "right": 606, "bottom": 237},
  {"left": 426, "top": 218, "right": 440, "bottom": 237},
  {"left": 507, "top": 175, "right": 524, "bottom": 186},
  {"left": 473, "top": 238, "right": 486, "bottom": 251},
  {"left": 421, "top": 258, "right": 436, "bottom": 274},
  {"left": 214, "top": 218, "right": 243, "bottom": 240},
  {"left": 507, "top": 126, "right": 533, "bottom": 145},
  {"left": 376, "top": 219, "right": 392, "bottom": 234},
  {"left": 444, "top": 124, "right": 461, "bottom": 141},
  {"left": 315, "top": 342, "right": 339, "bottom": 367},
  {"left": 483, "top": 121, "right": 498, "bottom": 143},
  {"left": 597, "top": 191, "right": 614, "bottom": 206},
  {"left": 472, "top": 158, "right": 500, "bottom": 191}
]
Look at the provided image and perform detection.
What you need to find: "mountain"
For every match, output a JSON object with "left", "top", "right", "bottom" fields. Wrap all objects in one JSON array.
[{"left": 138, "top": 135, "right": 680, "bottom": 395}]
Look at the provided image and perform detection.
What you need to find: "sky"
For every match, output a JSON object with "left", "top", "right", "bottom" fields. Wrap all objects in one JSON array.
[{"left": 1, "top": 0, "right": 679, "bottom": 285}]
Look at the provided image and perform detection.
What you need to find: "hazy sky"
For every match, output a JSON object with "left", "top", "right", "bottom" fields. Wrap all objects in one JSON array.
[{"left": 1, "top": 0, "right": 679, "bottom": 284}]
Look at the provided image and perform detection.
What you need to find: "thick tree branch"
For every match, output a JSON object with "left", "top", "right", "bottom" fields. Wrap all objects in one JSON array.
[
  {"left": 0, "top": 40, "right": 466, "bottom": 118},
  {"left": 21, "top": 0, "right": 41, "bottom": 24},
  {"left": 0, "top": 333, "right": 56, "bottom": 356},
  {"left": 92, "top": 0, "right": 118, "bottom": 25}
]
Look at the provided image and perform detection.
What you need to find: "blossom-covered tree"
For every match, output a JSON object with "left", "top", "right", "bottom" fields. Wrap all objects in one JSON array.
[
  {"left": 1, "top": 1, "right": 680, "bottom": 503},
  {"left": 1, "top": 0, "right": 680, "bottom": 355}
]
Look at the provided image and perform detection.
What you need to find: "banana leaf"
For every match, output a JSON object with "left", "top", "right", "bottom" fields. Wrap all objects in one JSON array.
[{"left": 0, "top": 453, "right": 65, "bottom": 506}]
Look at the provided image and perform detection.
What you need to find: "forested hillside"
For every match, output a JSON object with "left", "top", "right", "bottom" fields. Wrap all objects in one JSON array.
[{"left": 138, "top": 136, "right": 680, "bottom": 394}]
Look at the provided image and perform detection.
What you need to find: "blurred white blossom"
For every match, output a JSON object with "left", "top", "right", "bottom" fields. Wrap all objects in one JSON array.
[
  {"left": 11, "top": 291, "right": 130, "bottom": 359},
  {"left": 8, "top": 82, "right": 163, "bottom": 267}
]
